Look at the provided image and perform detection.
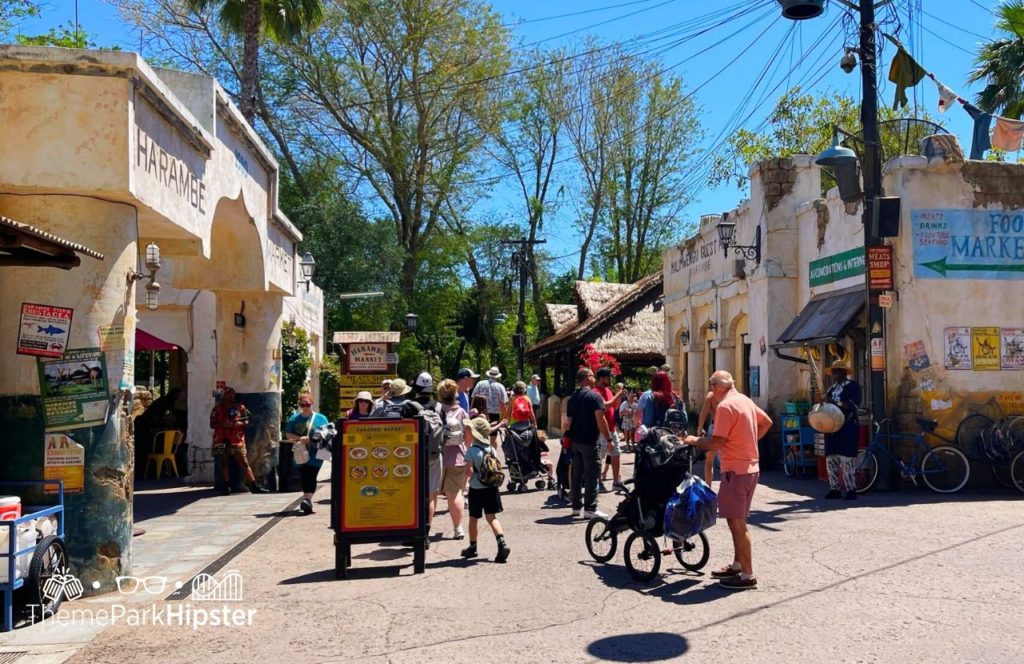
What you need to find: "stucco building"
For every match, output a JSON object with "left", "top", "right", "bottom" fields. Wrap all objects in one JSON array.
[
  {"left": 0, "top": 46, "right": 322, "bottom": 589},
  {"left": 663, "top": 151, "right": 1024, "bottom": 444}
]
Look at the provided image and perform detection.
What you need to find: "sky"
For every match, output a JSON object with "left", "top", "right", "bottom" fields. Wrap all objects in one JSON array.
[{"left": 11, "top": 0, "right": 1006, "bottom": 274}]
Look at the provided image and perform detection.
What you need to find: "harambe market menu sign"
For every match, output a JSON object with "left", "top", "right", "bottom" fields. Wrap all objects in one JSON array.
[{"left": 912, "top": 209, "right": 1024, "bottom": 280}]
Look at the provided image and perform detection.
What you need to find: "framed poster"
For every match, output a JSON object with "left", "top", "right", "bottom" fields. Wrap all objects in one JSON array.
[
  {"left": 18, "top": 303, "right": 73, "bottom": 358},
  {"left": 944, "top": 327, "right": 972, "bottom": 370},
  {"left": 971, "top": 327, "right": 1001, "bottom": 371},
  {"left": 1001, "top": 328, "right": 1024, "bottom": 370},
  {"left": 37, "top": 348, "right": 110, "bottom": 430},
  {"left": 904, "top": 340, "right": 931, "bottom": 372}
]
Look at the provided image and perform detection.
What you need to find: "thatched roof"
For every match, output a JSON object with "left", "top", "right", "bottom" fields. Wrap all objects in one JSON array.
[
  {"left": 528, "top": 272, "right": 664, "bottom": 362},
  {"left": 546, "top": 304, "right": 578, "bottom": 332}
]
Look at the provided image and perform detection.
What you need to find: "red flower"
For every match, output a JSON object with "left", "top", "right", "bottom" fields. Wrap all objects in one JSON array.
[{"left": 578, "top": 343, "right": 621, "bottom": 376}]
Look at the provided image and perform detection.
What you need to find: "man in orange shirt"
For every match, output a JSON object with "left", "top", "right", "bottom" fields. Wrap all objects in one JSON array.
[{"left": 685, "top": 370, "right": 772, "bottom": 590}]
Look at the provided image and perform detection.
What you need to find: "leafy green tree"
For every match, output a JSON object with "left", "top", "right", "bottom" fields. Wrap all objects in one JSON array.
[
  {"left": 968, "top": 0, "right": 1024, "bottom": 118},
  {"left": 272, "top": 0, "right": 511, "bottom": 301},
  {"left": 318, "top": 354, "right": 342, "bottom": 421},
  {"left": 185, "top": 0, "right": 323, "bottom": 122},
  {"left": 280, "top": 321, "right": 311, "bottom": 420},
  {"left": 0, "top": 0, "right": 38, "bottom": 39}
]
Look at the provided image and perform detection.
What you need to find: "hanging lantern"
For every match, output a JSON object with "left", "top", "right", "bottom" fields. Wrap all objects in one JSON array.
[{"left": 778, "top": 0, "right": 824, "bottom": 20}]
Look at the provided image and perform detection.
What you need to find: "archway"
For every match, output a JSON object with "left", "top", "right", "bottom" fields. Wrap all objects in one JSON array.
[{"left": 729, "top": 313, "right": 750, "bottom": 396}]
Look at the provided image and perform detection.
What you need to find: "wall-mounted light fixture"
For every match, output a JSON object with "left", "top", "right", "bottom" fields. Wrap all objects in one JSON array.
[
  {"left": 299, "top": 253, "right": 316, "bottom": 292},
  {"left": 129, "top": 242, "right": 162, "bottom": 310},
  {"left": 708, "top": 321, "right": 719, "bottom": 332},
  {"left": 234, "top": 301, "right": 246, "bottom": 328},
  {"left": 717, "top": 220, "right": 762, "bottom": 264},
  {"left": 405, "top": 312, "right": 419, "bottom": 331},
  {"left": 680, "top": 329, "right": 690, "bottom": 346}
]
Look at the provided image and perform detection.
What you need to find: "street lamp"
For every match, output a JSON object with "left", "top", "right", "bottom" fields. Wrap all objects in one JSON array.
[
  {"left": 405, "top": 312, "right": 419, "bottom": 332},
  {"left": 777, "top": 0, "right": 824, "bottom": 20},
  {"left": 716, "top": 219, "right": 762, "bottom": 264},
  {"left": 130, "top": 242, "right": 162, "bottom": 310},
  {"left": 299, "top": 253, "right": 316, "bottom": 292}
]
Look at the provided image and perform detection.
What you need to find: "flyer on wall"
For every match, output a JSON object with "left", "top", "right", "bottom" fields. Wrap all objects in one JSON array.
[
  {"left": 17, "top": 302, "right": 73, "bottom": 358},
  {"left": 37, "top": 348, "right": 110, "bottom": 430}
]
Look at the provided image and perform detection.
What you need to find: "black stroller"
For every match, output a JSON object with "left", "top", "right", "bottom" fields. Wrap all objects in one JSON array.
[
  {"left": 498, "top": 422, "right": 555, "bottom": 493},
  {"left": 583, "top": 415, "right": 711, "bottom": 581}
]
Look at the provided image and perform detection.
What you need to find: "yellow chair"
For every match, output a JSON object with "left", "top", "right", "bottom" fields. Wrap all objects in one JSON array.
[{"left": 146, "top": 430, "right": 183, "bottom": 479}]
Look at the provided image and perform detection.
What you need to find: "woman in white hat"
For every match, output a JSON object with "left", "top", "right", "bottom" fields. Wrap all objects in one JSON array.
[{"left": 346, "top": 391, "right": 374, "bottom": 421}]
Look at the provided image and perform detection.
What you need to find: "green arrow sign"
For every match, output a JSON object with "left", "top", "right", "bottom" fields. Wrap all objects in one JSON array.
[{"left": 920, "top": 257, "right": 1024, "bottom": 277}]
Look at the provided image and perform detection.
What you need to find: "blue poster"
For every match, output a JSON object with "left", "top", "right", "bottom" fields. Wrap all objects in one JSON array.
[{"left": 912, "top": 209, "right": 1024, "bottom": 280}]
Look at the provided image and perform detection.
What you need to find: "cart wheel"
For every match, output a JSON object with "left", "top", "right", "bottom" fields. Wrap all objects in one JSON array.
[
  {"left": 672, "top": 532, "right": 710, "bottom": 571},
  {"left": 623, "top": 532, "right": 661, "bottom": 582},
  {"left": 534, "top": 479, "right": 547, "bottom": 490},
  {"left": 27, "top": 536, "right": 69, "bottom": 615},
  {"left": 506, "top": 482, "right": 518, "bottom": 494},
  {"left": 517, "top": 483, "right": 529, "bottom": 493}
]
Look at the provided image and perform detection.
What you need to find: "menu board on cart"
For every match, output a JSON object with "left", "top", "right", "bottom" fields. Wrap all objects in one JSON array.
[{"left": 340, "top": 419, "right": 420, "bottom": 532}]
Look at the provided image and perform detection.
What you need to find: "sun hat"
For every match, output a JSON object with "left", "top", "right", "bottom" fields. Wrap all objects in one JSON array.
[
  {"left": 355, "top": 391, "right": 373, "bottom": 403},
  {"left": 830, "top": 360, "right": 851, "bottom": 372},
  {"left": 414, "top": 371, "right": 434, "bottom": 393},
  {"left": 466, "top": 416, "right": 492, "bottom": 444},
  {"left": 486, "top": 366, "right": 502, "bottom": 379},
  {"left": 388, "top": 378, "right": 412, "bottom": 397}
]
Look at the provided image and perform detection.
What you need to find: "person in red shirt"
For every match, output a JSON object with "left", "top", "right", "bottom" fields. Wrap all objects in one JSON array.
[
  {"left": 593, "top": 368, "right": 625, "bottom": 492},
  {"left": 685, "top": 371, "right": 771, "bottom": 590},
  {"left": 210, "top": 386, "right": 268, "bottom": 495}
]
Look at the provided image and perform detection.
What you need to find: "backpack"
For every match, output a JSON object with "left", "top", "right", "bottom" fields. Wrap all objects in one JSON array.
[
  {"left": 374, "top": 399, "right": 406, "bottom": 419},
  {"left": 472, "top": 442, "right": 505, "bottom": 487},
  {"left": 418, "top": 404, "right": 450, "bottom": 457},
  {"left": 443, "top": 408, "right": 465, "bottom": 447},
  {"left": 511, "top": 395, "right": 532, "bottom": 421}
]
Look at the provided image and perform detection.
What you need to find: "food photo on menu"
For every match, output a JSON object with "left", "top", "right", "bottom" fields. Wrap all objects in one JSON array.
[{"left": 349, "top": 447, "right": 368, "bottom": 460}]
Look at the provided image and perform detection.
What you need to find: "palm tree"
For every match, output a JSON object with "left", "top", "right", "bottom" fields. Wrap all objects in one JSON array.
[
  {"left": 186, "top": 0, "right": 324, "bottom": 123},
  {"left": 968, "top": 0, "right": 1024, "bottom": 118}
]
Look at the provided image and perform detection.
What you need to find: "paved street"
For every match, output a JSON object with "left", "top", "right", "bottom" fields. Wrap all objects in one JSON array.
[{"left": 10, "top": 451, "right": 1016, "bottom": 664}]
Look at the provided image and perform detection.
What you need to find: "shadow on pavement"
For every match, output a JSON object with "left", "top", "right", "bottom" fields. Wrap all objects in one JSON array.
[
  {"left": 279, "top": 568, "right": 337, "bottom": 584},
  {"left": 534, "top": 514, "right": 576, "bottom": 525},
  {"left": 133, "top": 483, "right": 216, "bottom": 522},
  {"left": 586, "top": 632, "right": 689, "bottom": 661},
  {"left": 353, "top": 548, "right": 411, "bottom": 562}
]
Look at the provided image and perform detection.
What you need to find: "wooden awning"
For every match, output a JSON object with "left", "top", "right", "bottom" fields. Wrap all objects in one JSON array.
[{"left": 0, "top": 215, "right": 104, "bottom": 269}]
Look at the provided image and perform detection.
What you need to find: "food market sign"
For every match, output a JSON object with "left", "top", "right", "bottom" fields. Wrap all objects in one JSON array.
[
  {"left": 340, "top": 420, "right": 420, "bottom": 532},
  {"left": 809, "top": 247, "right": 865, "bottom": 287},
  {"left": 912, "top": 209, "right": 1024, "bottom": 280},
  {"left": 18, "top": 303, "right": 73, "bottom": 358},
  {"left": 347, "top": 343, "right": 388, "bottom": 372}
]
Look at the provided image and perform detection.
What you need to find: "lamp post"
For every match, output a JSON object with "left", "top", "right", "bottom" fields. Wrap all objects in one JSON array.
[
  {"left": 299, "top": 253, "right": 316, "bottom": 292},
  {"left": 787, "top": 0, "right": 889, "bottom": 485}
]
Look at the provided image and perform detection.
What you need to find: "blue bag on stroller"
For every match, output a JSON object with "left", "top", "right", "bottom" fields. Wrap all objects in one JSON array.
[{"left": 664, "top": 475, "right": 717, "bottom": 540}]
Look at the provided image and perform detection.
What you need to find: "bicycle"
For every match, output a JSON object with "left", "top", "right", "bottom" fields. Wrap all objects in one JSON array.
[
  {"left": 956, "top": 406, "right": 1024, "bottom": 491},
  {"left": 854, "top": 418, "right": 970, "bottom": 494}
]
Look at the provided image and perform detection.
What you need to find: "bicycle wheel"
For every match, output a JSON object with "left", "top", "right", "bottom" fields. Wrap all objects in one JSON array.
[
  {"left": 854, "top": 448, "right": 878, "bottom": 493},
  {"left": 956, "top": 414, "right": 993, "bottom": 457},
  {"left": 920, "top": 445, "right": 970, "bottom": 493},
  {"left": 992, "top": 462, "right": 1015, "bottom": 489},
  {"left": 672, "top": 532, "right": 710, "bottom": 571},
  {"left": 623, "top": 531, "right": 661, "bottom": 582},
  {"left": 584, "top": 517, "right": 617, "bottom": 563},
  {"left": 1005, "top": 416, "right": 1024, "bottom": 449},
  {"left": 1011, "top": 450, "right": 1024, "bottom": 494},
  {"left": 783, "top": 448, "right": 797, "bottom": 477}
]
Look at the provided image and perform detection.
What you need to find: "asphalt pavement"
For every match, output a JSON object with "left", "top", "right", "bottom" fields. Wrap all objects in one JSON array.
[{"left": 4, "top": 450, "right": 1023, "bottom": 664}]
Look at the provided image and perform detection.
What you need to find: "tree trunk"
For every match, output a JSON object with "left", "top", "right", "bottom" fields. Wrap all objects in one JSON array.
[{"left": 240, "top": 0, "right": 261, "bottom": 124}]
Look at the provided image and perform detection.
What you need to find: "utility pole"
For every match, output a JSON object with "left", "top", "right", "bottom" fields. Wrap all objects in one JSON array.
[
  {"left": 858, "top": 0, "right": 890, "bottom": 486},
  {"left": 501, "top": 238, "right": 546, "bottom": 381}
]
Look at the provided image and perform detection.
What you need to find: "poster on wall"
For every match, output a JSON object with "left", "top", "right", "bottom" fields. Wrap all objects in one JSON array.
[
  {"left": 911, "top": 209, "right": 1024, "bottom": 280},
  {"left": 36, "top": 348, "right": 110, "bottom": 430},
  {"left": 1001, "top": 328, "right": 1024, "bottom": 370},
  {"left": 347, "top": 343, "right": 389, "bottom": 372},
  {"left": 971, "top": 327, "right": 1001, "bottom": 371},
  {"left": 43, "top": 432, "right": 85, "bottom": 494},
  {"left": 17, "top": 303, "right": 73, "bottom": 358},
  {"left": 944, "top": 327, "right": 972, "bottom": 370},
  {"left": 748, "top": 366, "right": 760, "bottom": 397},
  {"left": 870, "top": 338, "right": 886, "bottom": 371},
  {"left": 903, "top": 340, "right": 931, "bottom": 372}
]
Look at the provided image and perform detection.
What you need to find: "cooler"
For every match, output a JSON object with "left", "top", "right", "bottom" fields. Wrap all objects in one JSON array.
[{"left": 0, "top": 497, "right": 20, "bottom": 522}]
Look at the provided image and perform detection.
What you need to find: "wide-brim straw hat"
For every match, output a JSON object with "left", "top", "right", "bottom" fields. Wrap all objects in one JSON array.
[
  {"left": 389, "top": 378, "right": 412, "bottom": 396},
  {"left": 486, "top": 366, "right": 502, "bottom": 379}
]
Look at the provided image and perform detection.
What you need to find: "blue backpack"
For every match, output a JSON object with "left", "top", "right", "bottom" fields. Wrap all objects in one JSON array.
[{"left": 664, "top": 475, "right": 717, "bottom": 540}]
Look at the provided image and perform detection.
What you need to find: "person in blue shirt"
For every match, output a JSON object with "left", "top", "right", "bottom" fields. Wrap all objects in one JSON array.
[
  {"left": 461, "top": 416, "right": 511, "bottom": 563},
  {"left": 455, "top": 368, "right": 479, "bottom": 413},
  {"left": 284, "top": 392, "right": 329, "bottom": 515}
]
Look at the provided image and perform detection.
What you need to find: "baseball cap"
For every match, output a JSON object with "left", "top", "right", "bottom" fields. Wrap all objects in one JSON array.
[
  {"left": 414, "top": 371, "right": 434, "bottom": 393},
  {"left": 456, "top": 368, "right": 479, "bottom": 380}
]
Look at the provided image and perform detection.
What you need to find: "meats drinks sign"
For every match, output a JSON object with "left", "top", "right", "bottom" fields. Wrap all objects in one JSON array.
[{"left": 912, "top": 209, "right": 1024, "bottom": 280}]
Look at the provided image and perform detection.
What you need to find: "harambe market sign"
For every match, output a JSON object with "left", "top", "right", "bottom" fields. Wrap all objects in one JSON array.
[
  {"left": 912, "top": 209, "right": 1024, "bottom": 279},
  {"left": 136, "top": 125, "right": 208, "bottom": 215}
]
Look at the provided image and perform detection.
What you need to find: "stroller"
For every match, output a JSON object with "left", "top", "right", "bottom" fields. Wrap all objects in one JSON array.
[
  {"left": 583, "top": 414, "right": 711, "bottom": 581},
  {"left": 498, "top": 422, "right": 555, "bottom": 493}
]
